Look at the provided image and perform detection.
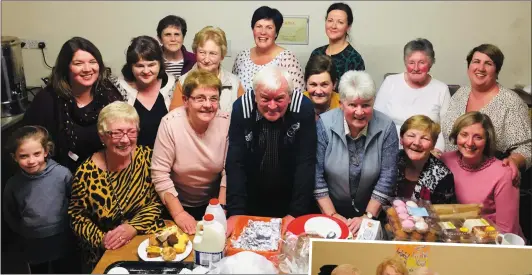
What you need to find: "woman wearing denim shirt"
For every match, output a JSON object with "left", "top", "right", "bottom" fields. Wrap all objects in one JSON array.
[{"left": 314, "top": 70, "right": 399, "bottom": 235}]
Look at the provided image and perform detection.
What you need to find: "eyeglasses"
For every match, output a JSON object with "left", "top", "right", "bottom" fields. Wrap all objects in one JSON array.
[
  {"left": 105, "top": 129, "right": 138, "bottom": 140},
  {"left": 189, "top": 95, "right": 220, "bottom": 104}
]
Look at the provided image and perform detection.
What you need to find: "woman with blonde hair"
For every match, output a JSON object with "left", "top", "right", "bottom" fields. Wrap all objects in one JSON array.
[
  {"left": 395, "top": 115, "right": 455, "bottom": 204},
  {"left": 375, "top": 256, "right": 408, "bottom": 275},
  {"left": 68, "top": 101, "right": 164, "bottom": 272},
  {"left": 169, "top": 26, "right": 245, "bottom": 112},
  {"left": 152, "top": 70, "right": 230, "bottom": 234},
  {"left": 441, "top": 111, "right": 523, "bottom": 237}
]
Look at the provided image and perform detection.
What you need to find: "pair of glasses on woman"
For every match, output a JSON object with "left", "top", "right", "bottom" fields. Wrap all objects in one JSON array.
[
  {"left": 105, "top": 129, "right": 138, "bottom": 140},
  {"left": 188, "top": 95, "right": 220, "bottom": 104}
]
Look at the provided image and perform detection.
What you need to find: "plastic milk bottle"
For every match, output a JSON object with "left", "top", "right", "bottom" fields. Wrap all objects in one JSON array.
[
  {"left": 193, "top": 214, "right": 225, "bottom": 267},
  {"left": 204, "top": 198, "right": 227, "bottom": 232}
]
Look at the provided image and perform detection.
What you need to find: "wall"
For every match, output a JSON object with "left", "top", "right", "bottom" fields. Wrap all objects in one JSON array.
[
  {"left": 311, "top": 240, "right": 532, "bottom": 275},
  {"left": 2, "top": 1, "right": 531, "bottom": 88}
]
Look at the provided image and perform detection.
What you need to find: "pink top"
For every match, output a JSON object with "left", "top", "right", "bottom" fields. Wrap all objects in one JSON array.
[
  {"left": 441, "top": 151, "right": 523, "bottom": 237},
  {"left": 151, "top": 106, "right": 230, "bottom": 207}
]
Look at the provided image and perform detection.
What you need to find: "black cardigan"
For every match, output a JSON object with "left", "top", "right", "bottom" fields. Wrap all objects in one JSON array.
[
  {"left": 226, "top": 91, "right": 317, "bottom": 218},
  {"left": 22, "top": 82, "right": 122, "bottom": 172}
]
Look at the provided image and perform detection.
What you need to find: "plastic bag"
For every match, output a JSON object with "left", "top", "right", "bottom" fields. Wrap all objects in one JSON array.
[
  {"left": 208, "top": 251, "right": 278, "bottom": 274},
  {"left": 274, "top": 232, "right": 323, "bottom": 274}
]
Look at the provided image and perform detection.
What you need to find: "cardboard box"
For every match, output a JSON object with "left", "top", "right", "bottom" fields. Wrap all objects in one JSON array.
[{"left": 355, "top": 218, "right": 383, "bottom": 240}]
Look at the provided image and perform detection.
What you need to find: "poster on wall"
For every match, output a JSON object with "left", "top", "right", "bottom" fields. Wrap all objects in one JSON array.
[
  {"left": 277, "top": 16, "right": 309, "bottom": 45},
  {"left": 395, "top": 244, "right": 430, "bottom": 274}
]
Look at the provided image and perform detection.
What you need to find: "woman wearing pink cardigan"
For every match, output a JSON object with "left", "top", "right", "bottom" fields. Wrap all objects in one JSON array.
[
  {"left": 441, "top": 112, "right": 523, "bottom": 238},
  {"left": 151, "top": 70, "right": 229, "bottom": 234}
]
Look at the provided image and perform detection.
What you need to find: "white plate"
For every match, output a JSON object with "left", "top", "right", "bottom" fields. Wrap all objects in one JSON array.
[
  {"left": 304, "top": 216, "right": 342, "bottom": 239},
  {"left": 137, "top": 238, "right": 193, "bottom": 262}
]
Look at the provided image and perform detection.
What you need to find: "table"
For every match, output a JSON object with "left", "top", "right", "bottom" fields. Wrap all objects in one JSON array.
[{"left": 91, "top": 233, "right": 196, "bottom": 274}]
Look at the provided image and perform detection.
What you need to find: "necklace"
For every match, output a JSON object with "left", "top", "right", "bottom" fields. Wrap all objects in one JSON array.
[{"left": 104, "top": 150, "right": 134, "bottom": 222}]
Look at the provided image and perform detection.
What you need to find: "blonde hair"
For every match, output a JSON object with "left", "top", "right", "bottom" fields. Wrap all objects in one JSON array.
[
  {"left": 192, "top": 26, "right": 228, "bottom": 57},
  {"left": 182, "top": 69, "right": 222, "bottom": 98},
  {"left": 252, "top": 65, "right": 294, "bottom": 97},
  {"left": 97, "top": 101, "right": 140, "bottom": 134},
  {"left": 338, "top": 70, "right": 376, "bottom": 101},
  {"left": 448, "top": 111, "right": 496, "bottom": 157},
  {"left": 376, "top": 256, "right": 408, "bottom": 275},
  {"left": 332, "top": 264, "right": 361, "bottom": 275},
  {"left": 400, "top": 115, "right": 441, "bottom": 144}
]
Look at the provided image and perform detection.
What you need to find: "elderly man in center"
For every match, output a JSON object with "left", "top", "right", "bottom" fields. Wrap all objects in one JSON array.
[
  {"left": 226, "top": 65, "right": 317, "bottom": 236},
  {"left": 314, "top": 70, "right": 399, "bottom": 235}
]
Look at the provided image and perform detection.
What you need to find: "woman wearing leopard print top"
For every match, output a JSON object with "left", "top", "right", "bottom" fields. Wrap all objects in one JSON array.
[
  {"left": 442, "top": 44, "right": 532, "bottom": 184},
  {"left": 68, "top": 102, "right": 164, "bottom": 272}
]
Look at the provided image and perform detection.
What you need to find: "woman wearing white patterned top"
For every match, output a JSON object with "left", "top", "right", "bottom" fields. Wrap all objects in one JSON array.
[
  {"left": 232, "top": 6, "right": 305, "bottom": 94},
  {"left": 441, "top": 44, "right": 531, "bottom": 184}
]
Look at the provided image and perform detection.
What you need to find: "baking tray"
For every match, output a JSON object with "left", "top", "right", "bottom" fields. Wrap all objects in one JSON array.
[{"left": 103, "top": 260, "right": 195, "bottom": 274}]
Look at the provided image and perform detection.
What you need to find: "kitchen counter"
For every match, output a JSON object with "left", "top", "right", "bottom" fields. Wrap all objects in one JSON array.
[{"left": 1, "top": 113, "right": 24, "bottom": 131}]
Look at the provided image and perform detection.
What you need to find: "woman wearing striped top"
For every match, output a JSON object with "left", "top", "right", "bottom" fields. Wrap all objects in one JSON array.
[{"left": 156, "top": 15, "right": 196, "bottom": 78}]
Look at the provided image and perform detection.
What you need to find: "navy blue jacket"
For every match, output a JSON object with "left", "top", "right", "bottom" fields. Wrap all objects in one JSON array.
[{"left": 226, "top": 91, "right": 317, "bottom": 218}]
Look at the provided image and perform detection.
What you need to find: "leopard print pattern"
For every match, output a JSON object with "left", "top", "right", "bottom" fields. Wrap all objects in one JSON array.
[{"left": 68, "top": 146, "right": 165, "bottom": 266}]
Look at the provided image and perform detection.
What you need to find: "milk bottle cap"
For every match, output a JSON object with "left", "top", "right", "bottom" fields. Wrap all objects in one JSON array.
[
  {"left": 209, "top": 198, "right": 219, "bottom": 205},
  {"left": 204, "top": 214, "right": 214, "bottom": 221}
]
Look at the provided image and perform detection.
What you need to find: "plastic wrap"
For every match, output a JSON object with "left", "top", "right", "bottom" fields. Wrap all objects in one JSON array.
[
  {"left": 275, "top": 232, "right": 322, "bottom": 274},
  {"left": 208, "top": 251, "right": 278, "bottom": 274},
  {"left": 384, "top": 197, "right": 440, "bottom": 242}
]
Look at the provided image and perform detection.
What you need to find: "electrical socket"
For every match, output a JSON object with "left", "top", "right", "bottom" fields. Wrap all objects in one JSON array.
[{"left": 21, "top": 39, "right": 45, "bottom": 49}]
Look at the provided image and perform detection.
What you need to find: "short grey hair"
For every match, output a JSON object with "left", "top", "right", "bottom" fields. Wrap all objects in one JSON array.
[
  {"left": 338, "top": 70, "right": 376, "bottom": 101},
  {"left": 252, "top": 65, "right": 294, "bottom": 97},
  {"left": 403, "top": 38, "right": 435, "bottom": 65},
  {"left": 97, "top": 101, "right": 140, "bottom": 135}
]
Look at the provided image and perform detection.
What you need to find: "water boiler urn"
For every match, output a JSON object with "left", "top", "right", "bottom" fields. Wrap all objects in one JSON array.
[{"left": 1, "top": 36, "right": 30, "bottom": 117}]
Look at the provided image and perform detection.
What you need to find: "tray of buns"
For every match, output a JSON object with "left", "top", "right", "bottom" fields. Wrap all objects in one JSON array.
[
  {"left": 438, "top": 218, "right": 498, "bottom": 244},
  {"left": 384, "top": 198, "right": 441, "bottom": 242}
]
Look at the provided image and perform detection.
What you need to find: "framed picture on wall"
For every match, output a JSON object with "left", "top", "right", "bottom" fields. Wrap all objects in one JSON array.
[{"left": 277, "top": 16, "right": 309, "bottom": 45}]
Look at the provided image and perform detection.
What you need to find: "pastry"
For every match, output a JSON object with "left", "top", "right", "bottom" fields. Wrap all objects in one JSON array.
[
  {"left": 385, "top": 223, "right": 393, "bottom": 233},
  {"left": 156, "top": 226, "right": 179, "bottom": 242},
  {"left": 411, "top": 216, "right": 424, "bottom": 222},
  {"left": 394, "top": 229, "right": 408, "bottom": 240},
  {"left": 149, "top": 235, "right": 161, "bottom": 247},
  {"left": 395, "top": 206, "right": 408, "bottom": 214},
  {"left": 386, "top": 207, "right": 398, "bottom": 218},
  {"left": 415, "top": 221, "right": 429, "bottom": 233},
  {"left": 161, "top": 247, "right": 177, "bottom": 261},
  {"left": 425, "top": 232, "right": 437, "bottom": 242},
  {"left": 167, "top": 234, "right": 179, "bottom": 246},
  {"left": 411, "top": 231, "right": 423, "bottom": 241},
  {"left": 406, "top": 201, "right": 418, "bottom": 208},
  {"left": 398, "top": 213, "right": 411, "bottom": 221},
  {"left": 146, "top": 246, "right": 162, "bottom": 258},
  {"left": 173, "top": 242, "right": 186, "bottom": 254},
  {"left": 178, "top": 233, "right": 190, "bottom": 244},
  {"left": 393, "top": 200, "right": 406, "bottom": 208},
  {"left": 401, "top": 220, "right": 415, "bottom": 232}
]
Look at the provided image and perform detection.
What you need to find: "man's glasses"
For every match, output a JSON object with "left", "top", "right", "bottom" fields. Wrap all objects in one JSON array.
[
  {"left": 189, "top": 95, "right": 220, "bottom": 104},
  {"left": 105, "top": 129, "right": 138, "bottom": 140}
]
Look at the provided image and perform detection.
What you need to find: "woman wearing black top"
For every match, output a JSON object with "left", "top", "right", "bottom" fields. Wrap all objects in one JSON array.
[
  {"left": 112, "top": 36, "right": 176, "bottom": 148},
  {"left": 23, "top": 37, "right": 122, "bottom": 172}
]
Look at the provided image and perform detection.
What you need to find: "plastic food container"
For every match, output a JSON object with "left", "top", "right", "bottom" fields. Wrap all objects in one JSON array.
[
  {"left": 384, "top": 197, "right": 440, "bottom": 242},
  {"left": 438, "top": 218, "right": 498, "bottom": 244}
]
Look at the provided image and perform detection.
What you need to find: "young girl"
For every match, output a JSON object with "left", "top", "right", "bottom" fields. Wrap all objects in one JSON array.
[{"left": 3, "top": 126, "right": 77, "bottom": 274}]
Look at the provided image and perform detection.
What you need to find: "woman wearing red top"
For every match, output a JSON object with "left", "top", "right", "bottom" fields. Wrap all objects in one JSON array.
[{"left": 441, "top": 112, "right": 523, "bottom": 238}]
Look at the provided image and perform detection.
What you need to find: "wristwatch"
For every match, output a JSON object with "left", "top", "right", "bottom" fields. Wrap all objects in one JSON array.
[{"left": 365, "top": 212, "right": 376, "bottom": 220}]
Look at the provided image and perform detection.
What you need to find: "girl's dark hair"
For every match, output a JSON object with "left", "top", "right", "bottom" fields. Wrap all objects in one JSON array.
[
  {"left": 326, "top": 2, "right": 354, "bottom": 26},
  {"left": 121, "top": 36, "right": 167, "bottom": 82},
  {"left": 50, "top": 37, "right": 110, "bottom": 99},
  {"left": 6, "top": 126, "right": 54, "bottom": 158},
  {"left": 304, "top": 55, "right": 338, "bottom": 84},
  {"left": 251, "top": 6, "right": 284, "bottom": 37},
  {"left": 156, "top": 15, "right": 188, "bottom": 38}
]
